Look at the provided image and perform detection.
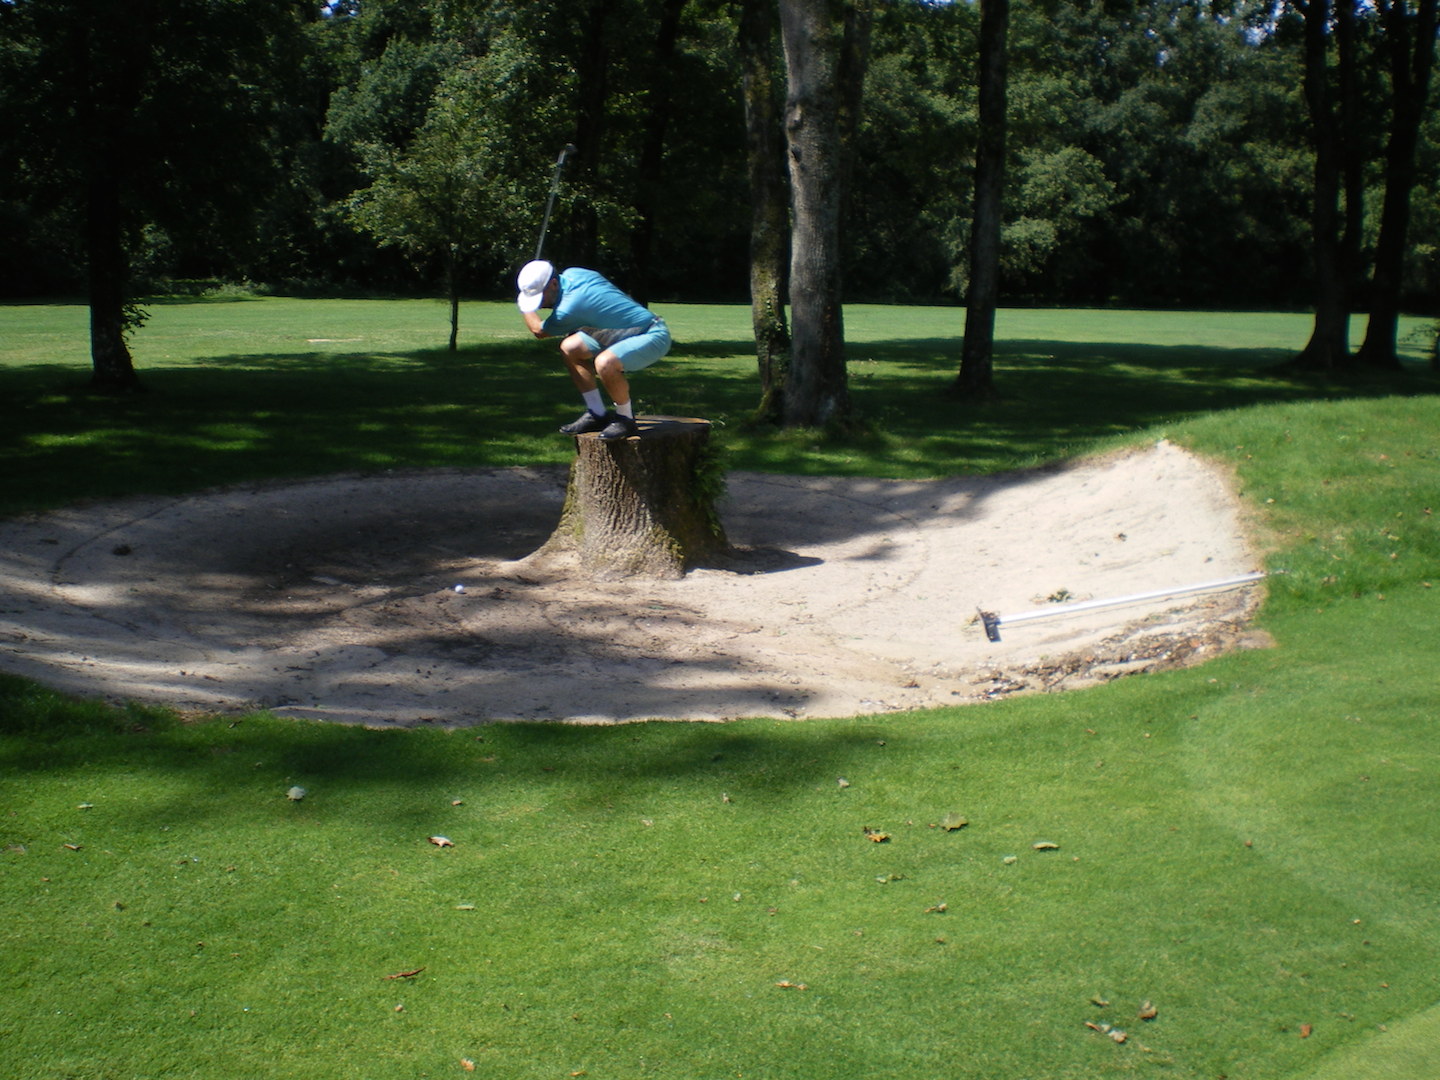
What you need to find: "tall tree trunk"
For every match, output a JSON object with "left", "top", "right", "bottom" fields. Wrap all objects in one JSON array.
[
  {"left": 628, "top": 0, "right": 686, "bottom": 305},
  {"left": 1336, "top": 0, "right": 1365, "bottom": 306},
  {"left": 86, "top": 164, "right": 141, "bottom": 392},
  {"left": 952, "top": 0, "right": 1008, "bottom": 402},
  {"left": 1358, "top": 0, "right": 1438, "bottom": 370},
  {"left": 446, "top": 242, "right": 460, "bottom": 352},
  {"left": 778, "top": 0, "right": 868, "bottom": 429},
  {"left": 570, "top": 0, "right": 616, "bottom": 267},
  {"left": 1292, "top": 0, "right": 1354, "bottom": 372},
  {"left": 738, "top": 0, "right": 791, "bottom": 421},
  {"left": 73, "top": 12, "right": 145, "bottom": 392}
]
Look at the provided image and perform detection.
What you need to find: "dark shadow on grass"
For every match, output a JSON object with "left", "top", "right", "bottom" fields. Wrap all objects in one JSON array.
[{"left": 0, "top": 672, "right": 901, "bottom": 825}]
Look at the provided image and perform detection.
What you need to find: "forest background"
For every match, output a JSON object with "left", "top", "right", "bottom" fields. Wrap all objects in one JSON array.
[{"left": 2, "top": 0, "right": 1436, "bottom": 375}]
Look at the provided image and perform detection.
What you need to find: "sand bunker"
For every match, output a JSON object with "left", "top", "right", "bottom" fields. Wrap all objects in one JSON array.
[{"left": 0, "top": 440, "right": 1267, "bottom": 725}]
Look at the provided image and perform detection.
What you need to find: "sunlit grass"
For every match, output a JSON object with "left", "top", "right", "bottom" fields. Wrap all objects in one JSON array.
[{"left": 1, "top": 299, "right": 1438, "bottom": 1079}]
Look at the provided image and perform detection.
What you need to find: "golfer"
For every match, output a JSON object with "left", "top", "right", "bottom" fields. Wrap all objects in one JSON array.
[{"left": 516, "top": 260, "right": 671, "bottom": 440}]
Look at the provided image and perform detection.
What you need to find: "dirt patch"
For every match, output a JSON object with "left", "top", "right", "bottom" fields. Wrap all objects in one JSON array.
[{"left": 0, "top": 440, "right": 1267, "bottom": 725}]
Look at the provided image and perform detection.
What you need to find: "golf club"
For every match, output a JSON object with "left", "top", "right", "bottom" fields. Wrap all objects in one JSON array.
[{"left": 535, "top": 143, "right": 579, "bottom": 261}]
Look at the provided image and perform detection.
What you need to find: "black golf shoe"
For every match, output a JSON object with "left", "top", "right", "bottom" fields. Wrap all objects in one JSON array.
[
  {"left": 559, "top": 410, "right": 613, "bottom": 435},
  {"left": 598, "top": 415, "right": 639, "bottom": 441}
]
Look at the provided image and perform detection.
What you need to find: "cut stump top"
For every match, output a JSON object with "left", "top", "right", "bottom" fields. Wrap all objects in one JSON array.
[{"left": 571, "top": 415, "right": 712, "bottom": 441}]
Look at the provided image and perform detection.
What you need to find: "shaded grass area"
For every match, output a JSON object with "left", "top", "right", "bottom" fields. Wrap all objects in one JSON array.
[{"left": 2, "top": 299, "right": 1438, "bottom": 1079}]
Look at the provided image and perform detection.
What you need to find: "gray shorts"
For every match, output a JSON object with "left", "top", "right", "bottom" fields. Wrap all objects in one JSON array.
[{"left": 576, "top": 317, "right": 671, "bottom": 373}]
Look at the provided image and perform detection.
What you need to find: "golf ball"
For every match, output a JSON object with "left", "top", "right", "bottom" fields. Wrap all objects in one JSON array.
[{"left": 453, "top": 584, "right": 466, "bottom": 594}]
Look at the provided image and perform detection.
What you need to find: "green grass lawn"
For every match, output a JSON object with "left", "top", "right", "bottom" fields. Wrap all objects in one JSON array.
[{"left": 2, "top": 299, "right": 1438, "bottom": 1080}]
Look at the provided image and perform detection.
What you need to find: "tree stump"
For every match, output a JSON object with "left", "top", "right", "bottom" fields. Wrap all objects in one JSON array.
[{"left": 528, "top": 416, "right": 729, "bottom": 579}]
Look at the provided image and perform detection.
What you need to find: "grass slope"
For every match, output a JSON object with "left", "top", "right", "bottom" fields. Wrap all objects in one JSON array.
[{"left": 1, "top": 300, "right": 1437, "bottom": 1079}]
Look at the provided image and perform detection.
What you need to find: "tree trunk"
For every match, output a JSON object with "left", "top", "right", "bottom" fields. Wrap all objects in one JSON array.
[
  {"left": 778, "top": 0, "right": 860, "bottom": 429},
  {"left": 446, "top": 243, "right": 460, "bottom": 352},
  {"left": 952, "top": 0, "right": 1008, "bottom": 402},
  {"left": 628, "top": 0, "right": 686, "bottom": 305},
  {"left": 86, "top": 167, "right": 141, "bottom": 391},
  {"left": 569, "top": 0, "right": 616, "bottom": 267},
  {"left": 739, "top": 0, "right": 791, "bottom": 422},
  {"left": 1357, "top": 0, "right": 1437, "bottom": 370},
  {"left": 527, "top": 416, "right": 728, "bottom": 580},
  {"left": 1291, "top": 0, "right": 1354, "bottom": 372},
  {"left": 73, "top": 10, "right": 144, "bottom": 392}
]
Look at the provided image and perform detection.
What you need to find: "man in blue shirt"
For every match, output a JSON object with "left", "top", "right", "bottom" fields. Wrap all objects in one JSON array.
[{"left": 516, "top": 260, "right": 672, "bottom": 440}]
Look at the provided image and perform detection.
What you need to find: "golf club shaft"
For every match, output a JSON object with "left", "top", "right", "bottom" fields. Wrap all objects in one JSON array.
[{"left": 535, "top": 144, "right": 578, "bottom": 261}]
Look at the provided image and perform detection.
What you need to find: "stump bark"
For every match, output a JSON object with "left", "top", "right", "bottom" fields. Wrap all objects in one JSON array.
[{"left": 531, "top": 416, "right": 729, "bottom": 579}]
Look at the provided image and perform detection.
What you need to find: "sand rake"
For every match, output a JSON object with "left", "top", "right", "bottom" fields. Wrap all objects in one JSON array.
[{"left": 978, "top": 571, "right": 1265, "bottom": 642}]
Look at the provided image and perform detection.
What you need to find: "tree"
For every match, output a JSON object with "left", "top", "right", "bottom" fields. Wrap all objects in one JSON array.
[
  {"left": 0, "top": 0, "right": 311, "bottom": 390},
  {"left": 737, "top": 0, "right": 791, "bottom": 419},
  {"left": 777, "top": 0, "right": 872, "bottom": 429},
  {"left": 952, "top": 0, "right": 1009, "bottom": 402},
  {"left": 344, "top": 65, "right": 510, "bottom": 350},
  {"left": 1357, "top": 0, "right": 1439, "bottom": 369},
  {"left": 1291, "top": 0, "right": 1361, "bottom": 371}
]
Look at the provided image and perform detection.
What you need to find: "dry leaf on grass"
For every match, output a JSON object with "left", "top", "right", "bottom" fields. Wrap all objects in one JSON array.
[
  {"left": 775, "top": 981, "right": 808, "bottom": 990},
  {"left": 1032, "top": 841, "right": 1060, "bottom": 851},
  {"left": 382, "top": 967, "right": 425, "bottom": 980},
  {"left": 1139, "top": 1000, "right": 1158, "bottom": 1020},
  {"left": 428, "top": 835, "right": 454, "bottom": 847},
  {"left": 863, "top": 827, "right": 890, "bottom": 843},
  {"left": 940, "top": 813, "right": 968, "bottom": 831},
  {"left": 1085, "top": 1021, "right": 1127, "bottom": 1043},
  {"left": 461, "top": 1059, "right": 476, "bottom": 1071}
]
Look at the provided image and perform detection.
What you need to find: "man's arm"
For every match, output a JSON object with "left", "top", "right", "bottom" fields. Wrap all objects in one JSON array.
[{"left": 522, "top": 309, "right": 549, "bottom": 338}]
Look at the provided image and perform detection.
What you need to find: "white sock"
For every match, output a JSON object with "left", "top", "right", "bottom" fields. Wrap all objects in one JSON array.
[
  {"left": 615, "top": 400, "right": 634, "bottom": 419},
  {"left": 581, "top": 390, "right": 605, "bottom": 415}
]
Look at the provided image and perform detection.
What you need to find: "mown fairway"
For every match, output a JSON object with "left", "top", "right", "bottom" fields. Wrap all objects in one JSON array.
[{"left": 2, "top": 301, "right": 1437, "bottom": 1079}]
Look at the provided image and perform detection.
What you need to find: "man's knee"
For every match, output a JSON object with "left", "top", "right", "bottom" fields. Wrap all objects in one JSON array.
[{"left": 594, "top": 352, "right": 624, "bottom": 380}]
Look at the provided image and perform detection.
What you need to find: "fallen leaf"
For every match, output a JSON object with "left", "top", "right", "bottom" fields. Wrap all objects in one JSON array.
[
  {"left": 63, "top": 843, "right": 81, "bottom": 851},
  {"left": 1032, "top": 841, "right": 1060, "bottom": 851},
  {"left": 775, "top": 981, "right": 808, "bottom": 990},
  {"left": 382, "top": 967, "right": 425, "bottom": 980},
  {"left": 1110, "top": 1029, "right": 1128, "bottom": 1043},
  {"left": 428, "top": 835, "right": 454, "bottom": 847},
  {"left": 837, "top": 777, "right": 850, "bottom": 788},
  {"left": 1300, "top": 1023, "right": 1313, "bottom": 1038},
  {"left": 1091, "top": 997, "right": 1110, "bottom": 1008},
  {"left": 1139, "top": 1000, "right": 1158, "bottom": 1020},
  {"left": 940, "top": 813, "right": 968, "bottom": 831},
  {"left": 863, "top": 827, "right": 890, "bottom": 843},
  {"left": 286, "top": 786, "right": 306, "bottom": 801},
  {"left": 461, "top": 1059, "right": 476, "bottom": 1071},
  {"left": 924, "top": 903, "right": 948, "bottom": 914}
]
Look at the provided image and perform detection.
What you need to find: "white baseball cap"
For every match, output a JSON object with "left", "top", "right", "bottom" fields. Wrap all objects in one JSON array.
[{"left": 516, "top": 260, "right": 555, "bottom": 313}]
